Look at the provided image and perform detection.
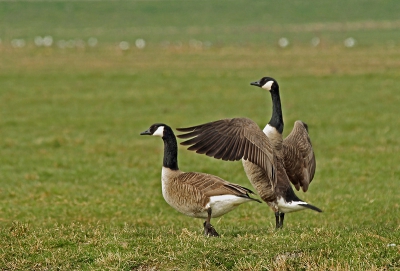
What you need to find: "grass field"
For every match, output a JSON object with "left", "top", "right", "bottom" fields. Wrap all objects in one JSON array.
[{"left": 1, "top": 0, "right": 400, "bottom": 270}]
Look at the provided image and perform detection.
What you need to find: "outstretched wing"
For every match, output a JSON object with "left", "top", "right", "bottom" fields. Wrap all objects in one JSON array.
[
  {"left": 283, "top": 120, "right": 316, "bottom": 192},
  {"left": 176, "top": 118, "right": 276, "bottom": 181}
]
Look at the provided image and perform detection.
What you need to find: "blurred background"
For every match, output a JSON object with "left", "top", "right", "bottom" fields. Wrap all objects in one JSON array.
[{"left": 1, "top": 0, "right": 400, "bottom": 49}]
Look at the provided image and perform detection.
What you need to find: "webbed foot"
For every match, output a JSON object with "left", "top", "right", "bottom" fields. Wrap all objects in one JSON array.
[{"left": 203, "top": 221, "right": 219, "bottom": 237}]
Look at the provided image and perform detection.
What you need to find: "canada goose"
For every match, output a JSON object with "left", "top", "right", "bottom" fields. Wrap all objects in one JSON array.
[
  {"left": 176, "top": 77, "right": 321, "bottom": 229},
  {"left": 250, "top": 77, "right": 316, "bottom": 193},
  {"left": 140, "top": 123, "right": 261, "bottom": 237}
]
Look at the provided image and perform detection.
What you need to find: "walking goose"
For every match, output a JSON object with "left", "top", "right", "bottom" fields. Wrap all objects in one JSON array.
[
  {"left": 176, "top": 77, "right": 321, "bottom": 229},
  {"left": 140, "top": 123, "right": 261, "bottom": 237}
]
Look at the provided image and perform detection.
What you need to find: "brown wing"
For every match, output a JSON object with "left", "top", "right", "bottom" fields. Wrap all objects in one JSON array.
[
  {"left": 176, "top": 118, "right": 276, "bottom": 181},
  {"left": 178, "top": 172, "right": 261, "bottom": 202},
  {"left": 282, "top": 120, "right": 316, "bottom": 192}
]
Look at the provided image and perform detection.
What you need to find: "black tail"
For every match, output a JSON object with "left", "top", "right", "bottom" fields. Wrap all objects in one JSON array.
[
  {"left": 299, "top": 203, "right": 322, "bottom": 212},
  {"left": 284, "top": 186, "right": 322, "bottom": 213}
]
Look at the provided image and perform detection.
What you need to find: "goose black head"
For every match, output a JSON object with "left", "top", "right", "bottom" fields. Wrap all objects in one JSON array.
[
  {"left": 140, "top": 123, "right": 170, "bottom": 138},
  {"left": 250, "top": 77, "right": 279, "bottom": 92}
]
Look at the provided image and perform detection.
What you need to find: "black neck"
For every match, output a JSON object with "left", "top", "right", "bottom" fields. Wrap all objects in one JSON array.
[
  {"left": 162, "top": 129, "right": 179, "bottom": 170},
  {"left": 268, "top": 89, "right": 284, "bottom": 134}
]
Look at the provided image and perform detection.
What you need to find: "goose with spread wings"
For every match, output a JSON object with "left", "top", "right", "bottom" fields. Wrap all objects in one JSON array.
[{"left": 176, "top": 77, "right": 321, "bottom": 229}]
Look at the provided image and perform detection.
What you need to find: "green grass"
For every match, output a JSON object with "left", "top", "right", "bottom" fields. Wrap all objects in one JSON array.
[{"left": 1, "top": 1, "right": 400, "bottom": 270}]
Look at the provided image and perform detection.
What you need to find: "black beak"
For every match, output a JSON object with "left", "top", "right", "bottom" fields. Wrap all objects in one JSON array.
[
  {"left": 140, "top": 129, "right": 152, "bottom": 135},
  {"left": 250, "top": 81, "right": 261, "bottom": 87}
]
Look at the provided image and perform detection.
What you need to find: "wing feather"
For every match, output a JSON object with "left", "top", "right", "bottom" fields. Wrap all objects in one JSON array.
[
  {"left": 177, "top": 118, "right": 275, "bottom": 180},
  {"left": 283, "top": 120, "right": 316, "bottom": 192},
  {"left": 178, "top": 172, "right": 260, "bottom": 201}
]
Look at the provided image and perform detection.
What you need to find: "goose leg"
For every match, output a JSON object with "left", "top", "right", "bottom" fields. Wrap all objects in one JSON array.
[
  {"left": 279, "top": 213, "right": 285, "bottom": 228},
  {"left": 275, "top": 212, "right": 280, "bottom": 229},
  {"left": 275, "top": 212, "right": 285, "bottom": 229},
  {"left": 203, "top": 208, "right": 219, "bottom": 237}
]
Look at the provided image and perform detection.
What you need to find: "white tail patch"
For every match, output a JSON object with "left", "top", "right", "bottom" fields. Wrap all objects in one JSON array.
[
  {"left": 207, "top": 195, "right": 252, "bottom": 218},
  {"left": 277, "top": 197, "right": 308, "bottom": 213}
]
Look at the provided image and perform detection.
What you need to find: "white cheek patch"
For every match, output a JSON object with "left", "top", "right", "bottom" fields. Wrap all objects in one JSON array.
[
  {"left": 261, "top": 80, "right": 274, "bottom": 91},
  {"left": 153, "top": 126, "right": 164, "bottom": 137}
]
